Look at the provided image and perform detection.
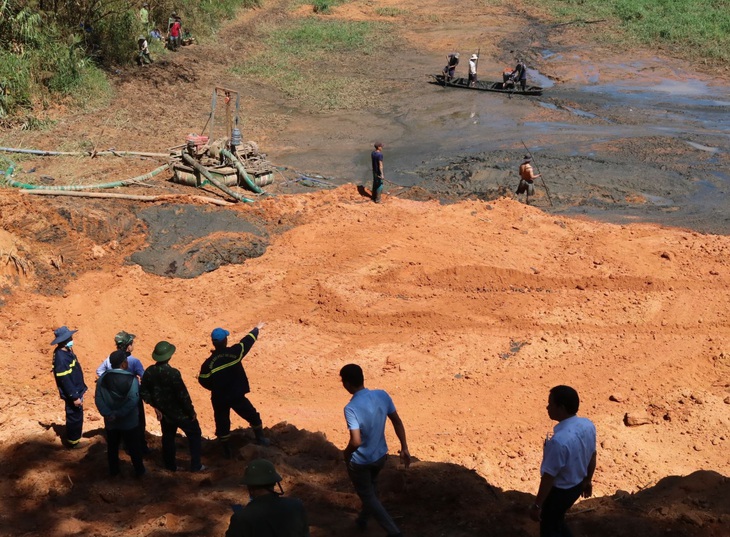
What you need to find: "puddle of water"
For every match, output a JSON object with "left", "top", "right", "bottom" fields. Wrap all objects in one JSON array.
[
  {"left": 642, "top": 193, "right": 674, "bottom": 206},
  {"left": 563, "top": 106, "right": 597, "bottom": 119},
  {"left": 541, "top": 49, "right": 564, "bottom": 61},
  {"left": 686, "top": 141, "right": 720, "bottom": 153},
  {"left": 538, "top": 101, "right": 558, "bottom": 110},
  {"left": 526, "top": 68, "right": 555, "bottom": 89}
]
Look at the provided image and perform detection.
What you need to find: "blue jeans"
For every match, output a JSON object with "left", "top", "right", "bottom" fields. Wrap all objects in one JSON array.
[{"left": 347, "top": 455, "right": 400, "bottom": 536}]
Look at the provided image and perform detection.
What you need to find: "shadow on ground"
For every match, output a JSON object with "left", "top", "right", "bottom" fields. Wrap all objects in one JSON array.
[{"left": 0, "top": 422, "right": 728, "bottom": 537}]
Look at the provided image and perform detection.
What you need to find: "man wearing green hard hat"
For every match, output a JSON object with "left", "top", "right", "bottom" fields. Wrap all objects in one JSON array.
[
  {"left": 140, "top": 340, "right": 205, "bottom": 472},
  {"left": 225, "top": 458, "right": 309, "bottom": 537}
]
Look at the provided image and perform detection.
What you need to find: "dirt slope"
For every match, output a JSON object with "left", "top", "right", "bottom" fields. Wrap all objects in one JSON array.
[{"left": 1, "top": 187, "right": 729, "bottom": 536}]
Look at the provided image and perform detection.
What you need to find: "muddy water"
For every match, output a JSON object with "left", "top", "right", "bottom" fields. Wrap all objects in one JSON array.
[{"left": 269, "top": 55, "right": 730, "bottom": 234}]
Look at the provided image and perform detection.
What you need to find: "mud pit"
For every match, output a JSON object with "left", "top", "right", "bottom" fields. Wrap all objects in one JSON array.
[
  {"left": 131, "top": 205, "right": 268, "bottom": 278},
  {"left": 1, "top": 1, "right": 730, "bottom": 536}
]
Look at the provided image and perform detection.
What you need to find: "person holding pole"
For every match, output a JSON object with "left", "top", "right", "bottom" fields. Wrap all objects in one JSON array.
[
  {"left": 468, "top": 53, "right": 479, "bottom": 87},
  {"left": 517, "top": 155, "right": 540, "bottom": 204}
]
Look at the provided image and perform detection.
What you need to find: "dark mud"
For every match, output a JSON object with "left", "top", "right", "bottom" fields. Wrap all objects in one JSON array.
[
  {"left": 130, "top": 205, "right": 268, "bottom": 278},
  {"left": 268, "top": 26, "right": 730, "bottom": 235}
]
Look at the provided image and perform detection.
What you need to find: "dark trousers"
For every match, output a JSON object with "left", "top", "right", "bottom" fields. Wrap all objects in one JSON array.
[
  {"left": 520, "top": 78, "right": 527, "bottom": 91},
  {"left": 540, "top": 483, "right": 584, "bottom": 537},
  {"left": 347, "top": 455, "right": 400, "bottom": 536},
  {"left": 372, "top": 174, "right": 383, "bottom": 203},
  {"left": 106, "top": 427, "right": 145, "bottom": 476},
  {"left": 160, "top": 416, "right": 202, "bottom": 471},
  {"left": 468, "top": 73, "right": 477, "bottom": 86},
  {"left": 212, "top": 393, "right": 262, "bottom": 440},
  {"left": 137, "top": 399, "right": 149, "bottom": 451},
  {"left": 64, "top": 398, "right": 83, "bottom": 445}
]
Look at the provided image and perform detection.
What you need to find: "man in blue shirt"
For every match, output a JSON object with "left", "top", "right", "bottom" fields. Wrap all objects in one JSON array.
[
  {"left": 97, "top": 331, "right": 150, "bottom": 454},
  {"left": 530, "top": 385, "right": 597, "bottom": 537},
  {"left": 340, "top": 363, "right": 410, "bottom": 537},
  {"left": 371, "top": 142, "right": 384, "bottom": 203}
]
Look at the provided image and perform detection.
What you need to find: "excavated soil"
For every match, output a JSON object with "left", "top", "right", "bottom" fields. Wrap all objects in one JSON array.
[{"left": 1, "top": 0, "right": 729, "bottom": 536}]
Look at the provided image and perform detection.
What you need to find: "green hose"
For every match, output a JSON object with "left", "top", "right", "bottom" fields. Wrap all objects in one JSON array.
[
  {"left": 2, "top": 164, "right": 169, "bottom": 190},
  {"left": 219, "top": 148, "right": 263, "bottom": 194},
  {"left": 181, "top": 152, "right": 254, "bottom": 203}
]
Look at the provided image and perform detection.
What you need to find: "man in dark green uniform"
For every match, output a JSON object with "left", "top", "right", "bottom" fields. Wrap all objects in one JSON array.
[
  {"left": 198, "top": 323, "right": 269, "bottom": 458},
  {"left": 225, "top": 459, "right": 309, "bottom": 537},
  {"left": 140, "top": 340, "right": 205, "bottom": 472}
]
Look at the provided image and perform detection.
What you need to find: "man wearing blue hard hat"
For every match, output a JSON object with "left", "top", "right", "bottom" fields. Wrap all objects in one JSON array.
[{"left": 199, "top": 322, "right": 269, "bottom": 458}]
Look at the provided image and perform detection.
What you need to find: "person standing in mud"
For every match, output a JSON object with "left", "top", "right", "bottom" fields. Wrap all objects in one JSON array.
[
  {"left": 530, "top": 385, "right": 596, "bottom": 537},
  {"left": 516, "top": 155, "right": 540, "bottom": 204},
  {"left": 140, "top": 341, "right": 205, "bottom": 472},
  {"left": 198, "top": 324, "right": 270, "bottom": 458},
  {"left": 51, "top": 326, "right": 88, "bottom": 448},
  {"left": 97, "top": 331, "right": 150, "bottom": 455},
  {"left": 340, "top": 363, "right": 411, "bottom": 537},
  {"left": 371, "top": 142, "right": 385, "bottom": 203}
]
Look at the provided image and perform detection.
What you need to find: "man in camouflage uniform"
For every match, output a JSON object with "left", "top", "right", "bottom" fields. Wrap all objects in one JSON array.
[
  {"left": 225, "top": 459, "right": 309, "bottom": 537},
  {"left": 140, "top": 341, "right": 205, "bottom": 472}
]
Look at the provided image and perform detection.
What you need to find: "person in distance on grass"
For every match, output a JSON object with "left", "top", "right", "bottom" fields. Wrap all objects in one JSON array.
[
  {"left": 340, "top": 363, "right": 411, "bottom": 537},
  {"left": 51, "top": 325, "right": 88, "bottom": 449},
  {"left": 198, "top": 323, "right": 270, "bottom": 459},
  {"left": 97, "top": 331, "right": 150, "bottom": 455},
  {"left": 371, "top": 142, "right": 385, "bottom": 204},
  {"left": 140, "top": 341, "right": 205, "bottom": 472},
  {"left": 95, "top": 349, "right": 146, "bottom": 477},
  {"left": 516, "top": 155, "right": 540, "bottom": 204},
  {"left": 530, "top": 385, "right": 597, "bottom": 537},
  {"left": 225, "top": 458, "right": 309, "bottom": 537}
]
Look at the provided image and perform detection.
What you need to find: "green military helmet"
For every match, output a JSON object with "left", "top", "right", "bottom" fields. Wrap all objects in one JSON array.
[
  {"left": 152, "top": 340, "right": 176, "bottom": 362},
  {"left": 115, "top": 330, "right": 136, "bottom": 348},
  {"left": 242, "top": 459, "right": 282, "bottom": 486}
]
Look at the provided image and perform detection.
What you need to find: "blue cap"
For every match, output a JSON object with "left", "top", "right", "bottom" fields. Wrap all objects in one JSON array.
[{"left": 211, "top": 327, "right": 230, "bottom": 342}]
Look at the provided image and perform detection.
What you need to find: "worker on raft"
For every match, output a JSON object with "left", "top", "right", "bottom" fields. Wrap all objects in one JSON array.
[
  {"left": 512, "top": 58, "right": 528, "bottom": 91},
  {"left": 468, "top": 53, "right": 479, "bottom": 87},
  {"left": 443, "top": 52, "right": 460, "bottom": 82}
]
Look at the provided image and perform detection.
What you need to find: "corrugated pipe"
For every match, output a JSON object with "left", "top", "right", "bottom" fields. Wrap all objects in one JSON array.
[
  {"left": 219, "top": 148, "right": 263, "bottom": 194},
  {"left": 180, "top": 152, "right": 254, "bottom": 203},
  {"left": 2, "top": 164, "right": 169, "bottom": 190}
]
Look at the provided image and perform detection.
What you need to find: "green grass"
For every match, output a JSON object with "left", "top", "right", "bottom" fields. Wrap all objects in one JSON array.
[
  {"left": 526, "top": 0, "right": 730, "bottom": 62},
  {"left": 375, "top": 7, "right": 408, "bottom": 17},
  {"left": 232, "top": 17, "right": 396, "bottom": 109}
]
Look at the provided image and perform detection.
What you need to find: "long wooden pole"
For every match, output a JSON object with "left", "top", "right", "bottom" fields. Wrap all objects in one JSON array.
[
  {"left": 521, "top": 139, "right": 553, "bottom": 207},
  {"left": 19, "top": 190, "right": 234, "bottom": 206}
]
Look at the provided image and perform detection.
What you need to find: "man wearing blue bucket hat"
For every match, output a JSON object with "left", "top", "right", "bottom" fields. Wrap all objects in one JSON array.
[
  {"left": 199, "top": 322, "right": 269, "bottom": 458},
  {"left": 51, "top": 325, "right": 88, "bottom": 448}
]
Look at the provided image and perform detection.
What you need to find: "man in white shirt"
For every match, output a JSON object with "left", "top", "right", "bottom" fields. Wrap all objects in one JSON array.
[
  {"left": 531, "top": 385, "right": 597, "bottom": 537},
  {"left": 340, "top": 364, "right": 411, "bottom": 537}
]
